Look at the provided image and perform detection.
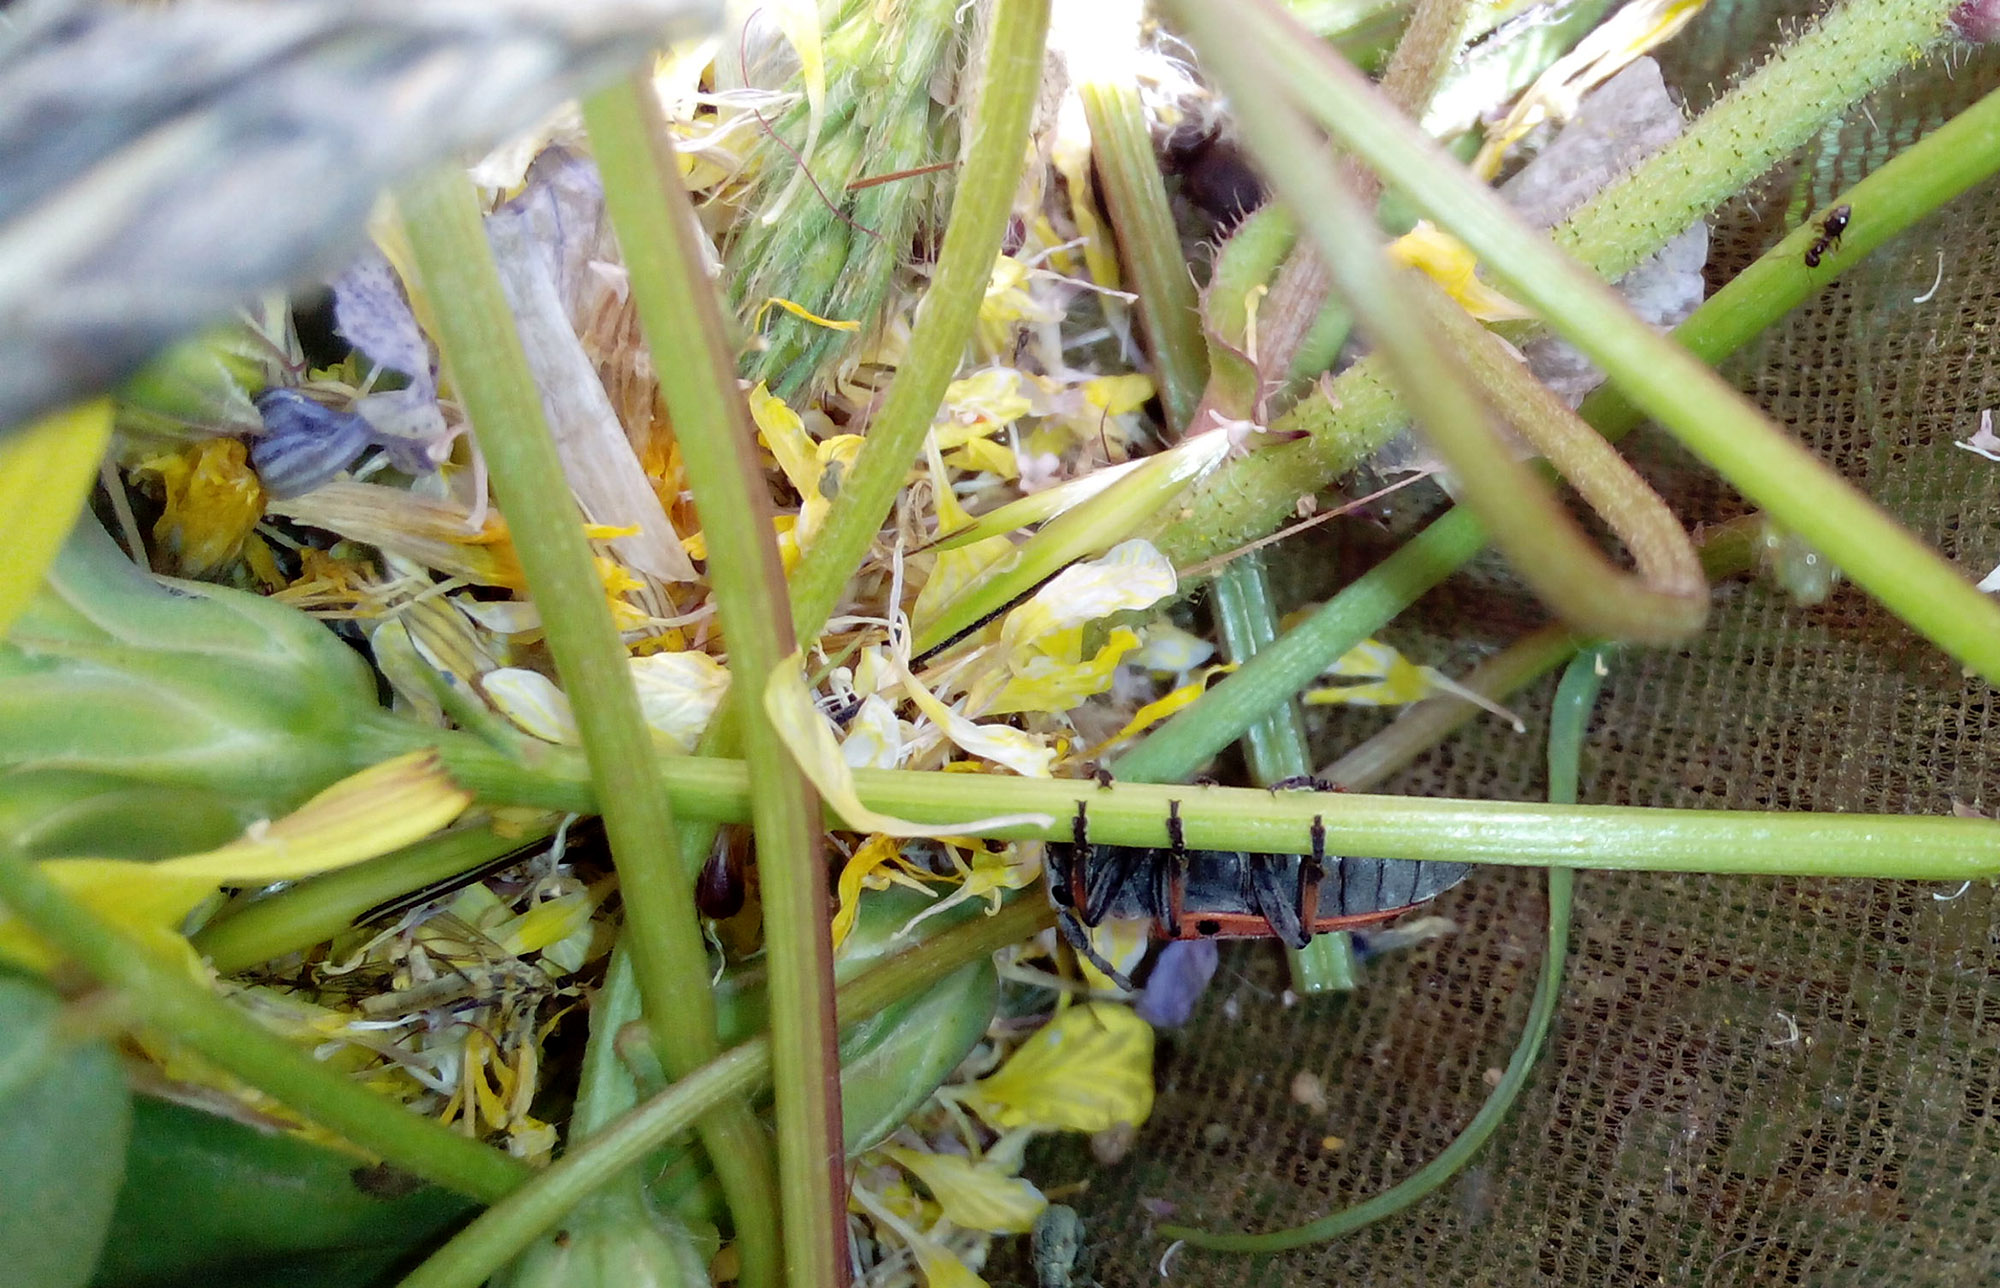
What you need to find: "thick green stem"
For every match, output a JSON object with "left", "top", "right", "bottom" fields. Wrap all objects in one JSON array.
[
  {"left": 786, "top": 0, "right": 1053, "bottom": 646},
  {"left": 380, "top": 721, "right": 2000, "bottom": 882},
  {"left": 0, "top": 853, "right": 529, "bottom": 1203},
  {"left": 396, "top": 166, "right": 780, "bottom": 1284},
  {"left": 1126, "top": 76, "right": 2000, "bottom": 784},
  {"left": 1114, "top": 505, "right": 1487, "bottom": 781},
  {"left": 584, "top": 75, "right": 842, "bottom": 1288},
  {"left": 193, "top": 817, "right": 559, "bottom": 975},
  {"left": 395, "top": 896, "right": 1055, "bottom": 1288}
]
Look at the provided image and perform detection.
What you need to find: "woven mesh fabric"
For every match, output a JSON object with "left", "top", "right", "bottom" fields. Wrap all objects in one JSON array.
[{"left": 998, "top": 13, "right": 2000, "bottom": 1287}]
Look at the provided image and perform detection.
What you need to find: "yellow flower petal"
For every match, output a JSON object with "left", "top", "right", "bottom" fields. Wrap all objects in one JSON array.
[
  {"left": 895, "top": 663, "right": 1056, "bottom": 778},
  {"left": 885, "top": 1148, "right": 1047, "bottom": 1235},
  {"left": 831, "top": 834, "right": 905, "bottom": 950},
  {"left": 765, "top": 651, "right": 1053, "bottom": 837},
  {"left": 166, "top": 750, "right": 470, "bottom": 882},
  {"left": 0, "top": 398, "right": 112, "bottom": 642},
  {"left": 961, "top": 1002, "right": 1154, "bottom": 1133},
  {"left": 1387, "top": 221, "right": 1534, "bottom": 323}
]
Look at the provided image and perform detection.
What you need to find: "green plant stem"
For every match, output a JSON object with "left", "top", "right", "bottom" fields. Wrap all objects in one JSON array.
[
  {"left": 1081, "top": 80, "right": 1205, "bottom": 430},
  {"left": 383, "top": 720, "right": 2000, "bottom": 881},
  {"left": 1159, "top": 645, "right": 1606, "bottom": 1253},
  {"left": 584, "top": 76, "right": 842, "bottom": 1288},
  {"left": 0, "top": 853, "right": 529, "bottom": 1203},
  {"left": 395, "top": 166, "right": 781, "bottom": 1285},
  {"left": 396, "top": 896, "right": 1055, "bottom": 1288},
  {"left": 786, "top": 0, "right": 1052, "bottom": 647},
  {"left": 1207, "top": 0, "right": 2000, "bottom": 682},
  {"left": 192, "top": 817, "right": 559, "bottom": 975},
  {"left": 1581, "top": 80, "right": 2000, "bottom": 440},
  {"left": 1113, "top": 505, "right": 1487, "bottom": 781},
  {"left": 1157, "top": 0, "right": 1963, "bottom": 573},
  {"left": 1209, "top": 554, "right": 1354, "bottom": 991}
]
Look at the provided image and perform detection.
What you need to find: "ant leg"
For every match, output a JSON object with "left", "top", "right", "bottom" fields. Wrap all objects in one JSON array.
[
  {"left": 1154, "top": 799, "right": 1188, "bottom": 938},
  {"left": 1267, "top": 774, "right": 1333, "bottom": 793},
  {"left": 1055, "top": 907, "right": 1136, "bottom": 992},
  {"left": 1295, "top": 815, "right": 1325, "bottom": 936}
]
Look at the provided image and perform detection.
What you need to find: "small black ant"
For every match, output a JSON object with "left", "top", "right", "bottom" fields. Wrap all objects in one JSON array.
[{"left": 1803, "top": 203, "right": 1851, "bottom": 268}]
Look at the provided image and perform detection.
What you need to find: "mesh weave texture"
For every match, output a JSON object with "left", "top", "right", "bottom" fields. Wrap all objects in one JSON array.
[{"left": 1002, "top": 12, "right": 2000, "bottom": 1286}]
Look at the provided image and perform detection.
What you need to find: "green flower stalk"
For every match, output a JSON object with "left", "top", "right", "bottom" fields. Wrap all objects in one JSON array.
[{"left": 725, "top": 0, "right": 966, "bottom": 398}]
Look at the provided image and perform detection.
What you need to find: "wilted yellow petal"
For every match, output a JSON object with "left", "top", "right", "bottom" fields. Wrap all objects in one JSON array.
[
  {"left": 630, "top": 651, "right": 730, "bottom": 753},
  {"left": 895, "top": 664, "right": 1056, "bottom": 778},
  {"left": 986, "top": 626, "right": 1141, "bottom": 717},
  {"left": 840, "top": 694, "right": 907, "bottom": 770},
  {"left": 754, "top": 296, "right": 859, "bottom": 334},
  {"left": 939, "top": 368, "right": 1034, "bottom": 441},
  {"left": 0, "top": 398, "right": 112, "bottom": 641},
  {"left": 885, "top": 1148, "right": 1047, "bottom": 1235},
  {"left": 1081, "top": 373, "right": 1154, "bottom": 418},
  {"left": 2, "top": 753, "right": 470, "bottom": 973},
  {"left": 1076, "top": 918, "right": 1149, "bottom": 993},
  {"left": 484, "top": 668, "right": 579, "bottom": 742},
  {"left": 832, "top": 833, "right": 905, "bottom": 949},
  {"left": 998, "top": 540, "right": 1176, "bottom": 656},
  {"left": 961, "top": 1002, "right": 1154, "bottom": 1133},
  {"left": 748, "top": 381, "right": 818, "bottom": 496},
  {"left": 1088, "top": 665, "right": 1235, "bottom": 756},
  {"left": 765, "top": 651, "right": 1053, "bottom": 837},
  {"left": 850, "top": 1184, "right": 992, "bottom": 1288},
  {"left": 166, "top": 750, "right": 470, "bottom": 882},
  {"left": 1387, "top": 222, "right": 1533, "bottom": 323},
  {"left": 137, "top": 437, "right": 268, "bottom": 578},
  {"left": 1304, "top": 638, "right": 1523, "bottom": 726},
  {"left": 944, "top": 437, "right": 1019, "bottom": 478}
]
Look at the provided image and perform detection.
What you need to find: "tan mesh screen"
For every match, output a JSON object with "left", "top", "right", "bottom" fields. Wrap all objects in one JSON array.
[{"left": 1001, "top": 15, "right": 2000, "bottom": 1286}]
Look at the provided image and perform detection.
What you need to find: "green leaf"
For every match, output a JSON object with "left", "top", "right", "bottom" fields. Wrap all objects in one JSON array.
[
  {"left": 90, "top": 1097, "right": 476, "bottom": 1288},
  {"left": 0, "top": 969, "right": 131, "bottom": 1288}
]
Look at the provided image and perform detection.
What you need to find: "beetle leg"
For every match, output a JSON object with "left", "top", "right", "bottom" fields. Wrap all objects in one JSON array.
[
  {"left": 1296, "top": 814, "right": 1325, "bottom": 931},
  {"left": 1155, "top": 799, "right": 1188, "bottom": 938},
  {"left": 1246, "top": 851, "right": 1311, "bottom": 949},
  {"left": 1055, "top": 906, "right": 1135, "bottom": 991}
]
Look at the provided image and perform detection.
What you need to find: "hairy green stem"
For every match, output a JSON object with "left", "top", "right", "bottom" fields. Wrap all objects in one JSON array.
[
  {"left": 1214, "top": 0, "right": 2000, "bottom": 682},
  {"left": 397, "top": 166, "right": 780, "bottom": 1284},
  {"left": 1124, "top": 73, "right": 2000, "bottom": 785},
  {"left": 585, "top": 75, "right": 842, "bottom": 1288},
  {"left": 0, "top": 853, "right": 529, "bottom": 1202},
  {"left": 787, "top": 0, "right": 1053, "bottom": 646},
  {"left": 396, "top": 896, "right": 1055, "bottom": 1288},
  {"left": 1158, "top": 0, "right": 1963, "bottom": 572}
]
